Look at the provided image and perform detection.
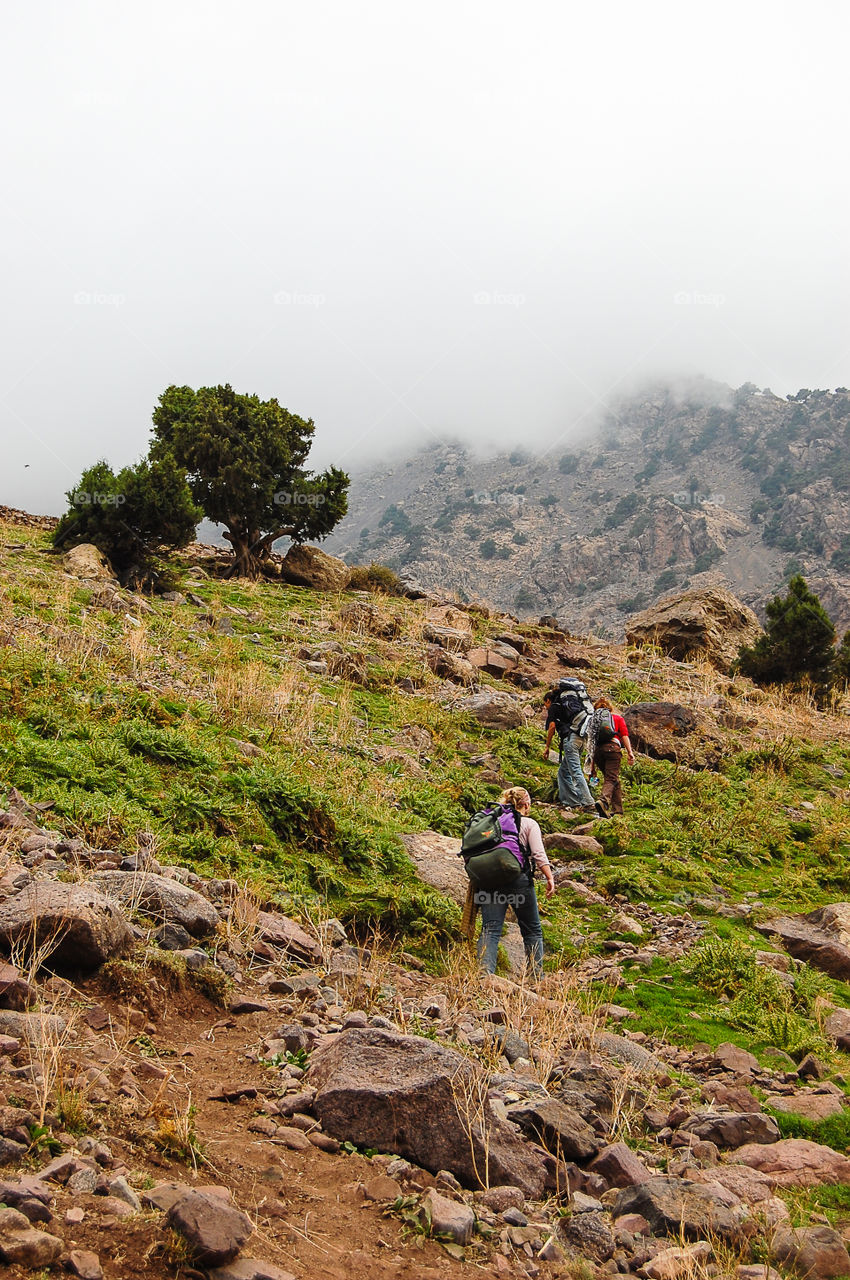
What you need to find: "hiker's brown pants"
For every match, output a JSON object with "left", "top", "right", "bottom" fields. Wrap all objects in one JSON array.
[{"left": 594, "top": 742, "right": 624, "bottom": 814}]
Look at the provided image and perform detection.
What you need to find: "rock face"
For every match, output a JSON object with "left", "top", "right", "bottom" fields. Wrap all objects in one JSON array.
[
  {"left": 0, "top": 884, "right": 132, "bottom": 973},
  {"left": 92, "top": 871, "right": 219, "bottom": 938},
  {"left": 755, "top": 904, "right": 850, "bottom": 980},
  {"left": 309, "top": 1027, "right": 550, "bottom": 1196},
  {"left": 63, "top": 543, "right": 116, "bottom": 580},
  {"left": 622, "top": 701, "right": 722, "bottom": 767},
  {"left": 281, "top": 545, "right": 350, "bottom": 592},
  {"left": 625, "top": 588, "right": 762, "bottom": 670}
]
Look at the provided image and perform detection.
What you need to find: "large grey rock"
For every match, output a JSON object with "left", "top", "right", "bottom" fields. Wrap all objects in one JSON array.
[
  {"left": 455, "top": 689, "right": 526, "bottom": 730},
  {"left": 0, "top": 1206, "right": 63, "bottom": 1266},
  {"left": 755, "top": 904, "right": 850, "bottom": 980},
  {"left": 255, "top": 912, "right": 322, "bottom": 964},
  {"left": 63, "top": 543, "right": 116, "bottom": 581},
  {"left": 92, "top": 871, "right": 219, "bottom": 938},
  {"left": 281, "top": 545, "right": 349, "bottom": 592},
  {"left": 613, "top": 1176, "right": 750, "bottom": 1243},
  {"left": 165, "top": 1189, "right": 253, "bottom": 1267},
  {"left": 0, "top": 883, "right": 132, "bottom": 973},
  {"left": 309, "top": 1027, "right": 550, "bottom": 1196}
]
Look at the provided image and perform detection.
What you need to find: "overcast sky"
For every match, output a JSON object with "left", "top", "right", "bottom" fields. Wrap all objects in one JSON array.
[{"left": 1, "top": 0, "right": 848, "bottom": 514}]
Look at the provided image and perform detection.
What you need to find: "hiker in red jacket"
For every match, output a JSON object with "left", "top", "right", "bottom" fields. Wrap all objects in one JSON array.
[{"left": 586, "top": 697, "right": 635, "bottom": 816}]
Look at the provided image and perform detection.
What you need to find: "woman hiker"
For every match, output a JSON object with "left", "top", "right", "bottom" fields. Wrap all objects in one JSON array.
[
  {"left": 475, "top": 786, "right": 556, "bottom": 976},
  {"left": 585, "top": 697, "right": 636, "bottom": 816}
]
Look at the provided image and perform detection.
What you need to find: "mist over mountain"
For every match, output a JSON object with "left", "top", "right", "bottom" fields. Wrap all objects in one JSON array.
[{"left": 326, "top": 379, "right": 850, "bottom": 635}]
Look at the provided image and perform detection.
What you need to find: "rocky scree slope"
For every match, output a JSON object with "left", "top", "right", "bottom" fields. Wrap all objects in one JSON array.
[{"left": 327, "top": 380, "right": 850, "bottom": 637}]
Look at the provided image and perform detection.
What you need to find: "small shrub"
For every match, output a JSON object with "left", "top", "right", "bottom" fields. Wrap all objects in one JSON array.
[{"left": 346, "top": 563, "right": 407, "bottom": 596}]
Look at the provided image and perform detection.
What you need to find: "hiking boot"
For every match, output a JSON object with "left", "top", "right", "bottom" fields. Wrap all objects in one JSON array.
[{"left": 594, "top": 800, "right": 611, "bottom": 819}]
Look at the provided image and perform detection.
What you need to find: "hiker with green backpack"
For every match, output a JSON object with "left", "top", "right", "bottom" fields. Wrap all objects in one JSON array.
[{"left": 459, "top": 786, "right": 555, "bottom": 976}]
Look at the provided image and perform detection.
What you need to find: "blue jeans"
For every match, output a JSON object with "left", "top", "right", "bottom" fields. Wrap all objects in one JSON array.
[
  {"left": 557, "top": 733, "right": 594, "bottom": 808},
  {"left": 476, "top": 870, "right": 544, "bottom": 975}
]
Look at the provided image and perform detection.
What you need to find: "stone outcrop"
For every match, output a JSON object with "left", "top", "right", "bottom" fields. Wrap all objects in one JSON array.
[
  {"left": 281, "top": 545, "right": 350, "bottom": 592},
  {"left": 309, "top": 1027, "right": 550, "bottom": 1196},
  {"left": 625, "top": 587, "right": 762, "bottom": 670},
  {"left": 454, "top": 690, "right": 526, "bottom": 730},
  {"left": 612, "top": 1176, "right": 750, "bottom": 1243}
]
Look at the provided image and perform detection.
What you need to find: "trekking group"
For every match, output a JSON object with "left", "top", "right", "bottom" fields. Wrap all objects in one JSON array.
[{"left": 459, "top": 677, "right": 635, "bottom": 977}]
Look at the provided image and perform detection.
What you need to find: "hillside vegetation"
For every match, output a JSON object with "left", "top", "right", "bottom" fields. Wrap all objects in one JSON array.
[{"left": 2, "top": 511, "right": 850, "bottom": 1061}]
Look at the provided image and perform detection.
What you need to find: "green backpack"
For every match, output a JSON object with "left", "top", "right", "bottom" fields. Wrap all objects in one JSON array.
[{"left": 459, "top": 804, "right": 528, "bottom": 890}]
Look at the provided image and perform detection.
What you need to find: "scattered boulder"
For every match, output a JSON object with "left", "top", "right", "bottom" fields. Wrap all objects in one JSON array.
[
  {"left": 63, "top": 543, "right": 116, "bottom": 581},
  {"left": 678, "top": 1112, "right": 780, "bottom": 1150},
  {"left": 165, "top": 1189, "right": 253, "bottom": 1267},
  {"left": 731, "top": 1138, "right": 850, "bottom": 1188},
  {"left": 710, "top": 1043, "right": 759, "bottom": 1075},
  {"left": 256, "top": 912, "right": 322, "bottom": 964},
  {"left": 280, "top": 545, "right": 349, "bottom": 592},
  {"left": 0, "top": 883, "right": 132, "bottom": 972},
  {"left": 425, "top": 605, "right": 474, "bottom": 634},
  {"left": 765, "top": 1092, "right": 846, "bottom": 1122},
  {"left": 418, "top": 1188, "right": 474, "bottom": 1245},
  {"left": 771, "top": 1224, "right": 850, "bottom": 1278},
  {"left": 309, "top": 1027, "right": 550, "bottom": 1196},
  {"left": 507, "top": 1099, "right": 599, "bottom": 1162},
  {"left": 0, "top": 1206, "right": 63, "bottom": 1266},
  {"left": 426, "top": 645, "right": 477, "bottom": 686},
  {"left": 642, "top": 1241, "right": 713, "bottom": 1280},
  {"left": 625, "top": 587, "right": 761, "bottom": 671},
  {"left": 543, "top": 831, "right": 604, "bottom": 856},
  {"left": 467, "top": 645, "right": 520, "bottom": 678},
  {"left": 612, "top": 1176, "right": 750, "bottom": 1243},
  {"left": 824, "top": 1005, "right": 850, "bottom": 1050},
  {"left": 587, "top": 1142, "right": 651, "bottom": 1187},
  {"left": 755, "top": 904, "right": 850, "bottom": 980},
  {"left": 92, "top": 871, "right": 219, "bottom": 937},
  {"left": 0, "top": 962, "right": 35, "bottom": 1011},
  {"left": 455, "top": 689, "right": 526, "bottom": 730}
]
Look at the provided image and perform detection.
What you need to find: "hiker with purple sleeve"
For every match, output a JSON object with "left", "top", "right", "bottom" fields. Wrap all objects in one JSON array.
[{"left": 462, "top": 787, "right": 555, "bottom": 976}]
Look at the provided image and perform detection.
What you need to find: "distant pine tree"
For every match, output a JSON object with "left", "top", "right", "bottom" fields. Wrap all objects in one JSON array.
[{"left": 736, "top": 575, "right": 836, "bottom": 692}]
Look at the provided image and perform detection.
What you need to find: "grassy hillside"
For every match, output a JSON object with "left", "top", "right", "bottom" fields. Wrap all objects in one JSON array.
[{"left": 2, "top": 514, "right": 850, "bottom": 1066}]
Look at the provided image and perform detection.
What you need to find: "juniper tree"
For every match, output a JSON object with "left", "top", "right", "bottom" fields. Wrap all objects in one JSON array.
[
  {"left": 54, "top": 454, "right": 201, "bottom": 586},
  {"left": 151, "top": 384, "right": 349, "bottom": 578}
]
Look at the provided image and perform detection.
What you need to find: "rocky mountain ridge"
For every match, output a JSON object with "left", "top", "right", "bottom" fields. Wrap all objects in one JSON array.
[{"left": 326, "top": 379, "right": 850, "bottom": 637}]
